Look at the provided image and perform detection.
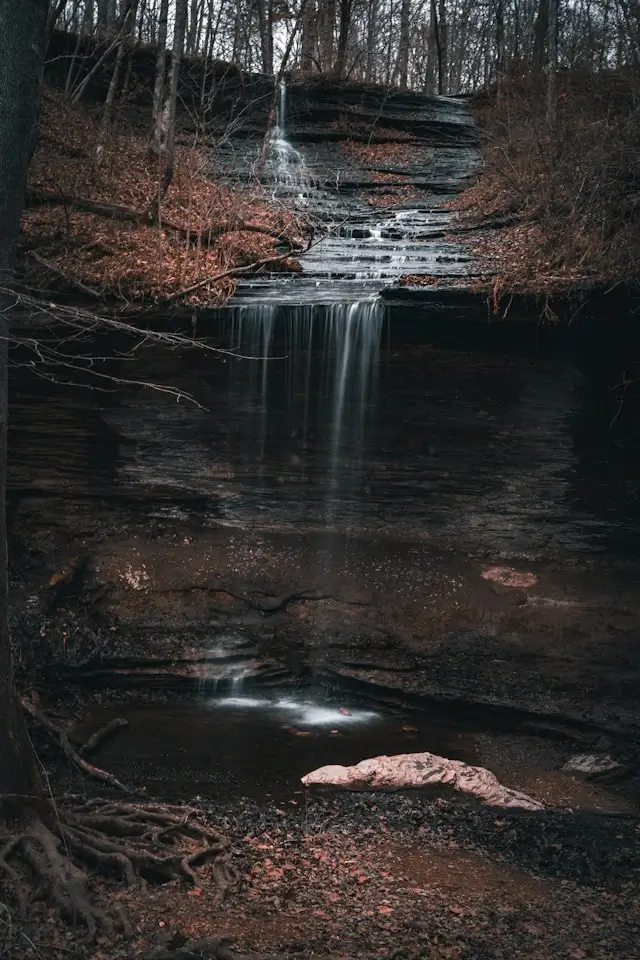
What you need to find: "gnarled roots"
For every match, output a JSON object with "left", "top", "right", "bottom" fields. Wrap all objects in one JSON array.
[{"left": 0, "top": 799, "right": 238, "bottom": 939}]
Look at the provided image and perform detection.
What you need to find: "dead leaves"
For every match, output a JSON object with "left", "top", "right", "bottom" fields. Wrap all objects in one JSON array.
[
  {"left": 21, "top": 88, "right": 306, "bottom": 306},
  {"left": 341, "top": 140, "right": 424, "bottom": 168}
]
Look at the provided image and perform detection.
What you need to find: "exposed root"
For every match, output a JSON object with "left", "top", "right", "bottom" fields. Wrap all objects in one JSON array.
[
  {"left": 147, "top": 935, "right": 242, "bottom": 960},
  {"left": 78, "top": 717, "right": 129, "bottom": 757},
  {"left": 0, "top": 800, "right": 237, "bottom": 938},
  {"left": 0, "top": 837, "right": 27, "bottom": 918},
  {"left": 1, "top": 820, "right": 108, "bottom": 939},
  {"left": 22, "top": 818, "right": 109, "bottom": 939},
  {"left": 60, "top": 799, "right": 237, "bottom": 889}
]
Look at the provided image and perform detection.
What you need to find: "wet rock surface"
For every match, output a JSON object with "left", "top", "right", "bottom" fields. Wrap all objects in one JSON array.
[
  {"left": 214, "top": 83, "right": 480, "bottom": 306},
  {"left": 8, "top": 329, "right": 640, "bottom": 740}
]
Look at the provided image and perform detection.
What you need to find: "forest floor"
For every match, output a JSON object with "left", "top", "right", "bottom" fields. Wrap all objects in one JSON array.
[
  {"left": 6, "top": 766, "right": 640, "bottom": 960},
  {"left": 456, "top": 72, "right": 640, "bottom": 296},
  {"left": 18, "top": 87, "right": 308, "bottom": 309},
  {"left": 402, "top": 71, "right": 640, "bottom": 298}
]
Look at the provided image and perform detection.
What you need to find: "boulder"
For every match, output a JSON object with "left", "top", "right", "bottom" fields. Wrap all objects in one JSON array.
[{"left": 301, "top": 751, "right": 544, "bottom": 810}]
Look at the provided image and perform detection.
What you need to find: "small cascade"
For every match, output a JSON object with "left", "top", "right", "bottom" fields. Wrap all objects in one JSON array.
[
  {"left": 198, "top": 634, "right": 259, "bottom": 696},
  {"left": 266, "top": 79, "right": 309, "bottom": 201}
]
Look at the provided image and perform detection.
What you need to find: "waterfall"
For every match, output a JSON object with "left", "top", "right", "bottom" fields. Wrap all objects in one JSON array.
[
  {"left": 277, "top": 78, "right": 287, "bottom": 130},
  {"left": 223, "top": 299, "right": 384, "bottom": 526},
  {"left": 266, "top": 80, "right": 309, "bottom": 201}
]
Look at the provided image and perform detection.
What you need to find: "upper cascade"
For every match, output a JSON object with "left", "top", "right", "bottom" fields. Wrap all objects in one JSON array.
[
  {"left": 265, "top": 80, "right": 310, "bottom": 201},
  {"left": 221, "top": 84, "right": 481, "bottom": 306}
]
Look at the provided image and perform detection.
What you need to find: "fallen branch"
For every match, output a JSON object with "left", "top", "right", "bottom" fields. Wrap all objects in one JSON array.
[
  {"left": 79, "top": 717, "right": 129, "bottom": 758},
  {"left": 27, "top": 251, "right": 103, "bottom": 299},
  {"left": 185, "top": 219, "right": 304, "bottom": 249},
  {"left": 25, "top": 188, "right": 303, "bottom": 250},
  {"left": 301, "top": 751, "right": 545, "bottom": 810},
  {"left": 151, "top": 247, "right": 306, "bottom": 307},
  {"left": 26, "top": 187, "right": 140, "bottom": 224},
  {"left": 21, "top": 699, "right": 131, "bottom": 793}
]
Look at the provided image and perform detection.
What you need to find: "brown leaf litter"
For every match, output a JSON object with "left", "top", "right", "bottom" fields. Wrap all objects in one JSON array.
[{"left": 20, "top": 89, "right": 307, "bottom": 307}]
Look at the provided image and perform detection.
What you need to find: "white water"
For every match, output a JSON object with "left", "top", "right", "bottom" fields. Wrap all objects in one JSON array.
[
  {"left": 198, "top": 634, "right": 257, "bottom": 695},
  {"left": 266, "top": 79, "right": 310, "bottom": 200},
  {"left": 200, "top": 85, "right": 385, "bottom": 705},
  {"left": 210, "top": 694, "right": 380, "bottom": 727},
  {"left": 224, "top": 299, "right": 384, "bottom": 504}
]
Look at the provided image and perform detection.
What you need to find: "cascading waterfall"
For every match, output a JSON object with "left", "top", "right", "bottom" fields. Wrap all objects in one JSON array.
[
  {"left": 223, "top": 299, "right": 384, "bottom": 525},
  {"left": 266, "top": 80, "right": 309, "bottom": 200}
]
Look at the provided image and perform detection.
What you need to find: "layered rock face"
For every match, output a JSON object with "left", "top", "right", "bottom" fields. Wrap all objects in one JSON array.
[{"left": 8, "top": 78, "right": 640, "bottom": 740}]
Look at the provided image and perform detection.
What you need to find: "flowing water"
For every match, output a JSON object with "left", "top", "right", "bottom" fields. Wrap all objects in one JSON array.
[
  {"left": 8, "top": 85, "right": 640, "bottom": 779},
  {"left": 265, "top": 79, "right": 310, "bottom": 200},
  {"left": 223, "top": 300, "right": 384, "bottom": 521}
]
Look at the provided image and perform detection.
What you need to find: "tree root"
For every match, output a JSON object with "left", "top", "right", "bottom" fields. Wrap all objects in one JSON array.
[
  {"left": 0, "top": 799, "right": 238, "bottom": 938},
  {"left": 60, "top": 799, "right": 238, "bottom": 889},
  {"left": 0, "top": 818, "right": 108, "bottom": 938},
  {"left": 146, "top": 935, "right": 242, "bottom": 960},
  {"left": 79, "top": 717, "right": 129, "bottom": 758},
  {"left": 21, "top": 699, "right": 132, "bottom": 793}
]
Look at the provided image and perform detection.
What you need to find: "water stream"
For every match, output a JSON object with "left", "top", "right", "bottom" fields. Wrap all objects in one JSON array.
[
  {"left": 222, "top": 81, "right": 390, "bottom": 600},
  {"left": 265, "top": 79, "right": 310, "bottom": 200}
]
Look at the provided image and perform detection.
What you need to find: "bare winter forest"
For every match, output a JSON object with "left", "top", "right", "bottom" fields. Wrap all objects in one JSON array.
[{"left": 18, "top": 0, "right": 640, "bottom": 301}]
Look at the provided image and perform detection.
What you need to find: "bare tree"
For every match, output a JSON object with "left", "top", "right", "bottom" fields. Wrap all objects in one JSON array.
[
  {"left": 533, "top": 0, "right": 550, "bottom": 68},
  {"left": 546, "top": 0, "right": 559, "bottom": 129},
  {"left": 495, "top": 0, "right": 505, "bottom": 83},
  {"left": 319, "top": 0, "right": 337, "bottom": 71},
  {"left": 95, "top": 0, "right": 138, "bottom": 165},
  {"left": 300, "top": 0, "right": 318, "bottom": 70},
  {"left": 365, "top": 0, "right": 380, "bottom": 81},
  {"left": 146, "top": 0, "right": 188, "bottom": 220},
  {"left": 0, "top": 0, "right": 53, "bottom": 830},
  {"left": 149, "top": 0, "right": 170, "bottom": 160},
  {"left": 334, "top": 0, "right": 353, "bottom": 76},
  {"left": 256, "top": 0, "right": 274, "bottom": 73}
]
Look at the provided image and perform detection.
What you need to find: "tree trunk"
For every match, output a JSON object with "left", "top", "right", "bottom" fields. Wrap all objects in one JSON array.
[
  {"left": 256, "top": 0, "right": 273, "bottom": 74},
  {"left": 495, "top": 0, "right": 505, "bottom": 84},
  {"left": 438, "top": 0, "right": 448, "bottom": 93},
  {"left": 334, "top": 0, "right": 352, "bottom": 78},
  {"left": 70, "top": 0, "right": 137, "bottom": 104},
  {"left": 83, "top": 0, "right": 95, "bottom": 32},
  {"left": 0, "top": 0, "right": 51, "bottom": 826},
  {"left": 397, "top": 0, "right": 411, "bottom": 89},
  {"left": 319, "top": 0, "right": 336, "bottom": 72},
  {"left": 533, "top": 0, "right": 549, "bottom": 69},
  {"left": 546, "top": 0, "right": 558, "bottom": 131},
  {"left": 147, "top": 0, "right": 187, "bottom": 220},
  {"left": 45, "top": 0, "right": 68, "bottom": 48},
  {"left": 365, "top": 0, "right": 379, "bottom": 82},
  {"left": 426, "top": 0, "right": 437, "bottom": 93},
  {"left": 300, "top": 0, "right": 318, "bottom": 71},
  {"left": 95, "top": 0, "right": 138, "bottom": 166},
  {"left": 149, "top": 0, "right": 169, "bottom": 160},
  {"left": 97, "top": 0, "right": 109, "bottom": 30}
]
